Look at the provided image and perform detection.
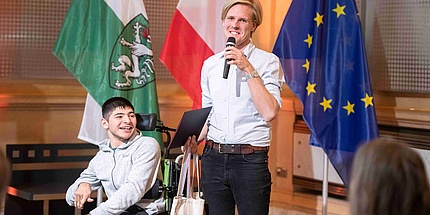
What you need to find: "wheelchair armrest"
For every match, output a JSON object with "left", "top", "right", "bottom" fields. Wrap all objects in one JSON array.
[{"left": 142, "top": 178, "right": 163, "bottom": 199}]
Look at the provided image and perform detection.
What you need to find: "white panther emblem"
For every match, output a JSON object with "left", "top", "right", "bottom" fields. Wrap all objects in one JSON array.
[{"left": 111, "top": 21, "right": 154, "bottom": 88}]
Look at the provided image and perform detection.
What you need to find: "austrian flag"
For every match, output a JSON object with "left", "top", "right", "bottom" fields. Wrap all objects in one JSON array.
[{"left": 160, "top": 0, "right": 226, "bottom": 109}]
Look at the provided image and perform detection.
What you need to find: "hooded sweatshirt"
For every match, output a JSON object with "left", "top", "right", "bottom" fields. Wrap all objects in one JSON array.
[{"left": 66, "top": 133, "right": 163, "bottom": 214}]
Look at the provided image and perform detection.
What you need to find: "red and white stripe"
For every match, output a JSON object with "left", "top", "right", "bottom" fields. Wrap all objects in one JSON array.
[{"left": 160, "top": 0, "right": 225, "bottom": 109}]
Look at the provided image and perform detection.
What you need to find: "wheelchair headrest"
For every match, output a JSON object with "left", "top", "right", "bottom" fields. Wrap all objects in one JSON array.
[{"left": 136, "top": 113, "right": 157, "bottom": 131}]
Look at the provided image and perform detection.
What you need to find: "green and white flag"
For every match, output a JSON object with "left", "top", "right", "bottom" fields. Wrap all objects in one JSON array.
[{"left": 53, "top": 0, "right": 163, "bottom": 148}]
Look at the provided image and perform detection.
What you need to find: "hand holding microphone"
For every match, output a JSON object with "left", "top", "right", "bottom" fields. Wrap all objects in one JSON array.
[{"left": 223, "top": 37, "right": 236, "bottom": 79}]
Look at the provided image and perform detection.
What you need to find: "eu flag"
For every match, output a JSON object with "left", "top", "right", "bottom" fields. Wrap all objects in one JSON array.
[{"left": 273, "top": 0, "right": 379, "bottom": 185}]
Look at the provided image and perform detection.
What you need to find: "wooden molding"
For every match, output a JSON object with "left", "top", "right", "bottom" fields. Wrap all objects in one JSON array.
[{"left": 0, "top": 78, "right": 193, "bottom": 109}]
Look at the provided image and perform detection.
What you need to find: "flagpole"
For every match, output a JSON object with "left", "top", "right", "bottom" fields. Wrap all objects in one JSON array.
[{"left": 322, "top": 153, "right": 329, "bottom": 215}]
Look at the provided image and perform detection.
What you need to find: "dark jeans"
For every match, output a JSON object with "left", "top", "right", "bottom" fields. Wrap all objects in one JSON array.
[{"left": 201, "top": 146, "right": 272, "bottom": 215}]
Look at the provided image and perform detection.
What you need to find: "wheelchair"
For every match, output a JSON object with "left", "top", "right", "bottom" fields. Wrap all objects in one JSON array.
[{"left": 135, "top": 113, "right": 183, "bottom": 214}]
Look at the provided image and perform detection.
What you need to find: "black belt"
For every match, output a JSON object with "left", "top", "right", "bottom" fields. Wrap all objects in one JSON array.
[{"left": 206, "top": 140, "right": 269, "bottom": 155}]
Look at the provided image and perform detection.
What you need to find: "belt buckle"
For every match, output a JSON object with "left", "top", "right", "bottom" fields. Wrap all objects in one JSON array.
[
  {"left": 219, "top": 144, "right": 238, "bottom": 154},
  {"left": 218, "top": 144, "right": 231, "bottom": 154},
  {"left": 218, "top": 144, "right": 225, "bottom": 153}
]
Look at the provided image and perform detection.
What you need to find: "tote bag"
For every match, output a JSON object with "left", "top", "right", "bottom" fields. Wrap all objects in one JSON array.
[{"left": 170, "top": 148, "right": 205, "bottom": 215}]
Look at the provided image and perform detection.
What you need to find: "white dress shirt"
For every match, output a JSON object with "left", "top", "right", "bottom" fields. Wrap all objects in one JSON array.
[{"left": 201, "top": 43, "right": 283, "bottom": 147}]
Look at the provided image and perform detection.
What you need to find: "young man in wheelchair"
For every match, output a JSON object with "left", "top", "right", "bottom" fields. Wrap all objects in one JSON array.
[{"left": 66, "top": 97, "right": 164, "bottom": 215}]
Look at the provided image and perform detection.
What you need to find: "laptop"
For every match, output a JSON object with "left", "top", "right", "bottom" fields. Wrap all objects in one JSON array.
[{"left": 167, "top": 107, "right": 212, "bottom": 150}]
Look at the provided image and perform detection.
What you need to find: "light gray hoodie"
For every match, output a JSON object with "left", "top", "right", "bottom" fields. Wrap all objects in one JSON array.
[{"left": 66, "top": 133, "right": 163, "bottom": 214}]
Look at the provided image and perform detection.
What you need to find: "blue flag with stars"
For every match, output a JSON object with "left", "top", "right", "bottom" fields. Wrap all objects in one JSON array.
[{"left": 273, "top": 0, "right": 379, "bottom": 186}]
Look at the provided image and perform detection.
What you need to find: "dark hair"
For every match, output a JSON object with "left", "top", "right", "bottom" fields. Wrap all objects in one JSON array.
[
  {"left": 350, "top": 138, "right": 430, "bottom": 215},
  {"left": 102, "top": 97, "right": 135, "bottom": 120}
]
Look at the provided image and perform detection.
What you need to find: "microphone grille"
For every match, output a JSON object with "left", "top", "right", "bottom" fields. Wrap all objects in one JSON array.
[{"left": 226, "top": 37, "right": 236, "bottom": 47}]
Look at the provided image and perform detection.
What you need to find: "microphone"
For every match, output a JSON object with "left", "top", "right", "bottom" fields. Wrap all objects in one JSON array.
[{"left": 223, "top": 37, "right": 236, "bottom": 79}]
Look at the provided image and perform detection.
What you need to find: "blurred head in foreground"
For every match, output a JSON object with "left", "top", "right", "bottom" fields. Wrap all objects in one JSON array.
[{"left": 350, "top": 138, "right": 430, "bottom": 215}]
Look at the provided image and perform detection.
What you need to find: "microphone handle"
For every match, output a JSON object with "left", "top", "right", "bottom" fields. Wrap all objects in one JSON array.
[
  {"left": 223, "top": 61, "right": 230, "bottom": 79},
  {"left": 222, "top": 39, "right": 235, "bottom": 79}
]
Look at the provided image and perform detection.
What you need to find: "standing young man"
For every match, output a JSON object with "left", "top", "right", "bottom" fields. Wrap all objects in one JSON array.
[
  {"left": 185, "top": 0, "right": 283, "bottom": 214},
  {"left": 66, "top": 97, "right": 163, "bottom": 215}
]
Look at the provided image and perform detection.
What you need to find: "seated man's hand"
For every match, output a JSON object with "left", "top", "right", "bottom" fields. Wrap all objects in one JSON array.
[
  {"left": 181, "top": 135, "right": 198, "bottom": 154},
  {"left": 74, "top": 182, "right": 94, "bottom": 210}
]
